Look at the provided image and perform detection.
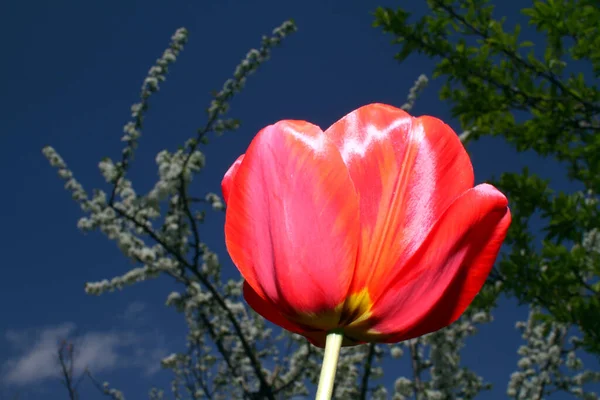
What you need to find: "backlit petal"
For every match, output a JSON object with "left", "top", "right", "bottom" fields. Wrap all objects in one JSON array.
[
  {"left": 243, "top": 281, "right": 309, "bottom": 335},
  {"left": 324, "top": 103, "right": 474, "bottom": 319},
  {"left": 225, "top": 120, "right": 360, "bottom": 327},
  {"left": 244, "top": 282, "right": 362, "bottom": 348},
  {"left": 221, "top": 154, "right": 244, "bottom": 204},
  {"left": 349, "top": 184, "right": 510, "bottom": 342}
]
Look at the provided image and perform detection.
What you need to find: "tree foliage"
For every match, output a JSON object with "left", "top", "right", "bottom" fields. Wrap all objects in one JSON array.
[{"left": 374, "top": 0, "right": 600, "bottom": 356}]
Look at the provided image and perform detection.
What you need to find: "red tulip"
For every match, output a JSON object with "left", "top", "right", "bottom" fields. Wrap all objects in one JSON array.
[{"left": 222, "top": 103, "right": 511, "bottom": 348}]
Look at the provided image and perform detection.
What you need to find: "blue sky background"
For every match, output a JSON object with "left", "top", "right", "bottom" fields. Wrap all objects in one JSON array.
[{"left": 0, "top": 0, "right": 597, "bottom": 399}]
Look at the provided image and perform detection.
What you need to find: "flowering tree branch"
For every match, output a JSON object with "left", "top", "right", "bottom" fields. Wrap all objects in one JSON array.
[
  {"left": 44, "top": 20, "right": 304, "bottom": 399},
  {"left": 85, "top": 369, "right": 125, "bottom": 400}
]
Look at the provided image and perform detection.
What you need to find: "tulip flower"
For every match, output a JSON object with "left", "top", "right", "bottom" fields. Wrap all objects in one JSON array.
[{"left": 222, "top": 103, "right": 511, "bottom": 399}]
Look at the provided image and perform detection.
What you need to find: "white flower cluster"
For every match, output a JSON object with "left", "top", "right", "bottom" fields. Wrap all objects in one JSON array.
[
  {"left": 391, "top": 345, "right": 404, "bottom": 359},
  {"left": 459, "top": 126, "right": 478, "bottom": 144},
  {"left": 101, "top": 381, "right": 126, "bottom": 400},
  {"left": 507, "top": 307, "right": 600, "bottom": 399},
  {"left": 85, "top": 255, "right": 178, "bottom": 295},
  {"left": 204, "top": 192, "right": 224, "bottom": 211},
  {"left": 394, "top": 376, "right": 414, "bottom": 398},
  {"left": 206, "top": 20, "right": 297, "bottom": 121},
  {"left": 331, "top": 345, "right": 374, "bottom": 398},
  {"left": 401, "top": 74, "right": 429, "bottom": 112},
  {"left": 582, "top": 228, "right": 599, "bottom": 255},
  {"left": 42, "top": 147, "right": 89, "bottom": 204},
  {"left": 159, "top": 277, "right": 276, "bottom": 398},
  {"left": 146, "top": 149, "right": 205, "bottom": 207},
  {"left": 139, "top": 32, "right": 187, "bottom": 126},
  {"left": 212, "top": 118, "right": 240, "bottom": 136},
  {"left": 390, "top": 307, "right": 493, "bottom": 400},
  {"left": 148, "top": 388, "right": 165, "bottom": 400},
  {"left": 114, "top": 27, "right": 189, "bottom": 193}
]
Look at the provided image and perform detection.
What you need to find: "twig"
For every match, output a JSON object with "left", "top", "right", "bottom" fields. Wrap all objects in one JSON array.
[
  {"left": 111, "top": 206, "right": 274, "bottom": 399},
  {"left": 359, "top": 343, "right": 377, "bottom": 400},
  {"left": 57, "top": 340, "right": 78, "bottom": 400},
  {"left": 85, "top": 369, "right": 124, "bottom": 400},
  {"left": 409, "top": 339, "right": 424, "bottom": 399}
]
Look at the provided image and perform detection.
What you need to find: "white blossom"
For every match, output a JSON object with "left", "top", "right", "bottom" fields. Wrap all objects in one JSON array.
[{"left": 401, "top": 74, "right": 429, "bottom": 111}]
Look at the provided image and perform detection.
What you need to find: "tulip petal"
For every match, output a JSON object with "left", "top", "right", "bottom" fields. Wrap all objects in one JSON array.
[
  {"left": 243, "top": 282, "right": 363, "bottom": 348},
  {"left": 324, "top": 103, "right": 474, "bottom": 320},
  {"left": 348, "top": 184, "right": 510, "bottom": 342},
  {"left": 242, "top": 281, "right": 309, "bottom": 335},
  {"left": 225, "top": 120, "right": 360, "bottom": 327},
  {"left": 221, "top": 154, "right": 244, "bottom": 204}
]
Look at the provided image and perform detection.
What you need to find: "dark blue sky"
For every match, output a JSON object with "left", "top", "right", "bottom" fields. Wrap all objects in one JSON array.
[{"left": 0, "top": 0, "right": 596, "bottom": 399}]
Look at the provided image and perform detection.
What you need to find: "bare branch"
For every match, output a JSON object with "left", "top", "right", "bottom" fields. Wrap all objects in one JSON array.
[{"left": 57, "top": 340, "right": 79, "bottom": 400}]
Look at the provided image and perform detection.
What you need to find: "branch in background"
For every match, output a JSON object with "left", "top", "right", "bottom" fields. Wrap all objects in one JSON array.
[
  {"left": 86, "top": 370, "right": 126, "bottom": 400},
  {"left": 400, "top": 74, "right": 428, "bottom": 112},
  {"left": 390, "top": 308, "right": 494, "bottom": 400},
  {"left": 57, "top": 340, "right": 86, "bottom": 400},
  {"left": 507, "top": 307, "right": 600, "bottom": 399},
  {"left": 57, "top": 340, "right": 78, "bottom": 400},
  {"left": 358, "top": 343, "right": 377, "bottom": 400},
  {"left": 43, "top": 20, "right": 300, "bottom": 399},
  {"left": 108, "top": 28, "right": 189, "bottom": 205},
  {"left": 430, "top": 0, "right": 599, "bottom": 115},
  {"left": 408, "top": 339, "right": 425, "bottom": 399},
  {"left": 57, "top": 339, "right": 126, "bottom": 400}
]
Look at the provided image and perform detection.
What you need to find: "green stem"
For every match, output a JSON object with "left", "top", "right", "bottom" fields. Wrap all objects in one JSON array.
[{"left": 315, "top": 330, "right": 344, "bottom": 400}]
